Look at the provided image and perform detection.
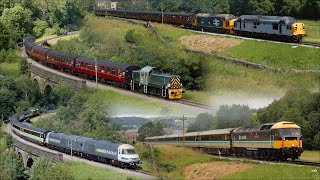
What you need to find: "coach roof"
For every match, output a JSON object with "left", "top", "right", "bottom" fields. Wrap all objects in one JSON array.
[{"left": 76, "top": 56, "right": 136, "bottom": 70}]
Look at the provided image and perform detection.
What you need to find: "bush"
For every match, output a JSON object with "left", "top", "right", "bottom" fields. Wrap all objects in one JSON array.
[
  {"left": 39, "top": 163, "right": 74, "bottom": 180},
  {"left": 125, "top": 29, "right": 140, "bottom": 44},
  {"left": 33, "top": 19, "right": 49, "bottom": 37},
  {"left": 158, "top": 162, "right": 176, "bottom": 173},
  {"left": 30, "top": 157, "right": 53, "bottom": 180},
  {"left": 0, "top": 152, "right": 25, "bottom": 180}
]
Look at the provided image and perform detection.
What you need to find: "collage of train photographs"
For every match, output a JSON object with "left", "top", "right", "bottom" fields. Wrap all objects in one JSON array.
[{"left": 0, "top": 0, "right": 319, "bottom": 180}]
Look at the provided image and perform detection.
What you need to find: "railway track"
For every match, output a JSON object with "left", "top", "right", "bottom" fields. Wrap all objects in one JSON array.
[
  {"left": 299, "top": 42, "right": 320, "bottom": 48},
  {"left": 104, "top": 15, "right": 320, "bottom": 48},
  {"left": 291, "top": 161, "right": 320, "bottom": 167}
]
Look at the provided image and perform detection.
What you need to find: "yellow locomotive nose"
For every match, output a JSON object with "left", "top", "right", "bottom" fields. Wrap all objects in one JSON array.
[
  {"left": 292, "top": 22, "right": 305, "bottom": 42},
  {"left": 168, "top": 76, "right": 184, "bottom": 99}
]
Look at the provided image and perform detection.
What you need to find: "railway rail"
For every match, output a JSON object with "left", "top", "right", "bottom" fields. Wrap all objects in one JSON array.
[
  {"left": 299, "top": 42, "right": 320, "bottom": 48},
  {"left": 291, "top": 161, "right": 320, "bottom": 167},
  {"left": 205, "top": 152, "right": 320, "bottom": 168},
  {"left": 24, "top": 33, "right": 213, "bottom": 111}
]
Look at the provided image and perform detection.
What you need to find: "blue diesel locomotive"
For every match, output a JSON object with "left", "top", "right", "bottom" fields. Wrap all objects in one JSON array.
[{"left": 10, "top": 110, "right": 140, "bottom": 168}]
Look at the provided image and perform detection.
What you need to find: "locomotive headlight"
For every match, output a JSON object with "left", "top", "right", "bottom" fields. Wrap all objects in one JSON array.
[
  {"left": 167, "top": 84, "right": 171, "bottom": 88},
  {"left": 292, "top": 144, "right": 295, "bottom": 147}
]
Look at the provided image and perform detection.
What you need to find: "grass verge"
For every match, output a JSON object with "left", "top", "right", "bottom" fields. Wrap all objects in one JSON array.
[
  {"left": 222, "top": 163, "right": 320, "bottom": 180},
  {"left": 58, "top": 162, "right": 139, "bottom": 180},
  {"left": 300, "top": 150, "right": 320, "bottom": 163},
  {"left": 300, "top": 19, "right": 320, "bottom": 43},
  {"left": 218, "top": 40, "right": 320, "bottom": 70}
]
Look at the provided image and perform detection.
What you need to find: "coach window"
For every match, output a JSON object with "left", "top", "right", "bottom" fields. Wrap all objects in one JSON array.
[
  {"left": 107, "top": 67, "right": 110, "bottom": 74},
  {"left": 118, "top": 70, "right": 122, "bottom": 77},
  {"left": 112, "top": 69, "right": 115, "bottom": 75}
]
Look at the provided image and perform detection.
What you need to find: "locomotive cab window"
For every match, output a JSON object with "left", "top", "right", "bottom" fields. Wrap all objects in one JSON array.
[{"left": 273, "top": 23, "right": 278, "bottom": 30}]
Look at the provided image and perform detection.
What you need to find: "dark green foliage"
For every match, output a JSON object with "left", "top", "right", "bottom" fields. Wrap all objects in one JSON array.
[
  {"left": 256, "top": 89, "right": 320, "bottom": 150},
  {"left": 0, "top": 152, "right": 24, "bottom": 180},
  {"left": 216, "top": 104, "right": 253, "bottom": 129},
  {"left": 137, "top": 122, "right": 165, "bottom": 141},
  {"left": 187, "top": 113, "right": 216, "bottom": 132},
  {"left": 112, "top": 117, "right": 151, "bottom": 126},
  {"left": 0, "top": 62, "right": 42, "bottom": 119},
  {"left": 19, "top": 57, "right": 28, "bottom": 74},
  {"left": 30, "top": 158, "right": 53, "bottom": 180},
  {"left": 0, "top": 49, "right": 21, "bottom": 63},
  {"left": 33, "top": 19, "right": 49, "bottom": 37},
  {"left": 117, "top": 0, "right": 319, "bottom": 18},
  {"left": 1, "top": 5, "right": 32, "bottom": 42},
  {"left": 0, "top": 20, "right": 12, "bottom": 50},
  {"left": 39, "top": 163, "right": 74, "bottom": 180}
]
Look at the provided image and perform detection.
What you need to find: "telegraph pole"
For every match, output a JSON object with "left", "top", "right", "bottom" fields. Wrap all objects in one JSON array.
[
  {"left": 95, "top": 58, "right": 98, "bottom": 89},
  {"left": 182, "top": 115, "right": 186, "bottom": 146}
]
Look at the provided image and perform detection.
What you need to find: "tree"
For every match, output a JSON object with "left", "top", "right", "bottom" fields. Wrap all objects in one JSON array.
[
  {"left": 1, "top": 5, "right": 33, "bottom": 42},
  {"left": 216, "top": 104, "right": 253, "bottom": 129},
  {"left": 0, "top": 88, "right": 16, "bottom": 120},
  {"left": 39, "top": 163, "right": 74, "bottom": 180},
  {"left": 213, "top": 0, "right": 230, "bottom": 13},
  {"left": 52, "top": 84, "right": 76, "bottom": 107},
  {"left": 138, "top": 122, "right": 165, "bottom": 141},
  {"left": 0, "top": 21, "right": 11, "bottom": 50},
  {"left": 33, "top": 19, "right": 49, "bottom": 37},
  {"left": 30, "top": 157, "right": 53, "bottom": 180},
  {"left": 247, "top": 0, "right": 274, "bottom": 14},
  {"left": 0, "top": 152, "right": 24, "bottom": 180},
  {"left": 187, "top": 113, "right": 216, "bottom": 132}
]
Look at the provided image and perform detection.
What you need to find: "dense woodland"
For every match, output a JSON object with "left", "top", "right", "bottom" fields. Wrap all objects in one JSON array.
[{"left": 117, "top": 0, "right": 320, "bottom": 18}]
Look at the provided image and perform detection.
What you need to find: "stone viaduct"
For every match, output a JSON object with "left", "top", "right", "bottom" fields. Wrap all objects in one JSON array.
[{"left": 29, "top": 63, "right": 87, "bottom": 94}]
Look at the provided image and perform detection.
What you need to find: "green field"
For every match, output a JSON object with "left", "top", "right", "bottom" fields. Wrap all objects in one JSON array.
[
  {"left": 135, "top": 144, "right": 214, "bottom": 179},
  {"left": 137, "top": 144, "right": 320, "bottom": 180},
  {"left": 219, "top": 40, "right": 320, "bottom": 70},
  {"left": 300, "top": 150, "right": 320, "bottom": 163},
  {"left": 300, "top": 19, "right": 320, "bottom": 43},
  {"left": 222, "top": 163, "right": 320, "bottom": 180},
  {"left": 57, "top": 162, "right": 139, "bottom": 180}
]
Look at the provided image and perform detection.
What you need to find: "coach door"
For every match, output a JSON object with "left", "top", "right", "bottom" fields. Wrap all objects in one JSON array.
[{"left": 270, "top": 135, "right": 274, "bottom": 148}]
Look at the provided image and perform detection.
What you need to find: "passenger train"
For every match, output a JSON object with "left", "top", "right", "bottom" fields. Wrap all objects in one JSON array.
[
  {"left": 10, "top": 110, "right": 141, "bottom": 168},
  {"left": 25, "top": 37, "right": 184, "bottom": 100},
  {"left": 95, "top": 9, "right": 306, "bottom": 42},
  {"left": 145, "top": 121, "right": 304, "bottom": 161}
]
